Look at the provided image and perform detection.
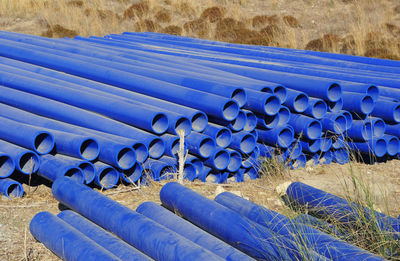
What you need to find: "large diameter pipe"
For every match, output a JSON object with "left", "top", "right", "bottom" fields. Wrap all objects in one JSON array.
[
  {"left": 185, "top": 154, "right": 204, "bottom": 178},
  {"left": 120, "top": 162, "right": 143, "bottom": 184},
  {"left": 185, "top": 132, "right": 216, "bottom": 158},
  {"left": 93, "top": 162, "right": 120, "bottom": 189},
  {"left": 53, "top": 154, "right": 96, "bottom": 184},
  {"left": 300, "top": 139, "right": 321, "bottom": 154},
  {"left": 0, "top": 88, "right": 165, "bottom": 158},
  {"left": 0, "top": 178, "right": 23, "bottom": 199},
  {"left": 226, "top": 149, "right": 242, "bottom": 172},
  {"left": 0, "top": 38, "right": 239, "bottom": 122},
  {"left": 289, "top": 114, "right": 322, "bottom": 140},
  {"left": 369, "top": 117, "right": 386, "bottom": 138},
  {"left": 304, "top": 97, "right": 327, "bottom": 119},
  {"left": 284, "top": 88, "right": 309, "bottom": 113},
  {"left": 143, "top": 159, "right": 176, "bottom": 182},
  {"left": 0, "top": 140, "right": 40, "bottom": 175},
  {"left": 0, "top": 56, "right": 209, "bottom": 133},
  {"left": 0, "top": 70, "right": 169, "bottom": 135},
  {"left": 383, "top": 135, "right": 400, "bottom": 156},
  {"left": 349, "top": 138, "right": 387, "bottom": 158},
  {"left": 241, "top": 146, "right": 259, "bottom": 169},
  {"left": 371, "top": 99, "right": 400, "bottom": 123},
  {"left": 258, "top": 125, "right": 294, "bottom": 148},
  {"left": 333, "top": 149, "right": 350, "bottom": 164},
  {"left": 328, "top": 97, "right": 344, "bottom": 113},
  {"left": 0, "top": 103, "right": 150, "bottom": 163},
  {"left": 203, "top": 147, "right": 230, "bottom": 171},
  {"left": 38, "top": 154, "right": 84, "bottom": 183},
  {"left": 321, "top": 112, "right": 347, "bottom": 135},
  {"left": 347, "top": 120, "right": 373, "bottom": 141},
  {"left": 0, "top": 116, "right": 54, "bottom": 155},
  {"left": 342, "top": 92, "right": 375, "bottom": 116},
  {"left": 136, "top": 202, "right": 254, "bottom": 261},
  {"left": 229, "top": 131, "right": 256, "bottom": 154},
  {"left": 0, "top": 153, "right": 15, "bottom": 178},
  {"left": 159, "top": 182, "right": 323, "bottom": 260},
  {"left": 52, "top": 177, "right": 224, "bottom": 260},
  {"left": 58, "top": 210, "right": 152, "bottom": 261},
  {"left": 215, "top": 192, "right": 383, "bottom": 261},
  {"left": 242, "top": 110, "right": 257, "bottom": 132},
  {"left": 29, "top": 212, "right": 120, "bottom": 261},
  {"left": 256, "top": 113, "right": 280, "bottom": 130},
  {"left": 285, "top": 182, "right": 400, "bottom": 234},
  {"left": 202, "top": 123, "right": 232, "bottom": 148}
]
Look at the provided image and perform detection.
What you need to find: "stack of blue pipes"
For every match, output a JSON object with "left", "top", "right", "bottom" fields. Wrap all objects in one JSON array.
[{"left": 0, "top": 31, "right": 399, "bottom": 198}]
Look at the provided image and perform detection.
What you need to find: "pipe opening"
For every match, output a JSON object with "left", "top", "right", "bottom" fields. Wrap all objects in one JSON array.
[
  {"left": 286, "top": 143, "right": 302, "bottom": 160},
  {"left": 122, "top": 163, "right": 143, "bottom": 183},
  {"left": 34, "top": 132, "right": 54, "bottom": 155},
  {"left": 19, "top": 152, "right": 39, "bottom": 174},
  {"left": 393, "top": 104, "right": 400, "bottom": 123},
  {"left": 160, "top": 165, "right": 175, "bottom": 180},
  {"left": 80, "top": 139, "right": 99, "bottom": 161},
  {"left": 152, "top": 113, "right": 169, "bottom": 134},
  {"left": 334, "top": 149, "right": 349, "bottom": 164},
  {"left": 374, "top": 139, "right": 387, "bottom": 157},
  {"left": 98, "top": 167, "right": 118, "bottom": 188},
  {"left": 148, "top": 138, "right": 165, "bottom": 159},
  {"left": 386, "top": 137, "right": 399, "bottom": 156},
  {"left": 261, "top": 86, "right": 273, "bottom": 94},
  {"left": 309, "top": 139, "right": 322, "bottom": 153},
  {"left": 230, "top": 110, "right": 246, "bottom": 131},
  {"left": 278, "top": 107, "right": 290, "bottom": 126},
  {"left": 132, "top": 142, "right": 148, "bottom": 163},
  {"left": 222, "top": 100, "right": 239, "bottom": 121},
  {"left": 199, "top": 138, "right": 215, "bottom": 158},
  {"left": 307, "top": 121, "right": 322, "bottom": 140},
  {"left": 64, "top": 167, "right": 84, "bottom": 184},
  {"left": 78, "top": 162, "right": 95, "bottom": 184},
  {"left": 278, "top": 128, "right": 294, "bottom": 148},
  {"left": 189, "top": 159, "right": 203, "bottom": 176},
  {"left": 174, "top": 117, "right": 191, "bottom": 137},
  {"left": 333, "top": 115, "right": 347, "bottom": 134},
  {"left": 293, "top": 154, "right": 306, "bottom": 169},
  {"left": 216, "top": 128, "right": 232, "bottom": 148},
  {"left": 373, "top": 119, "right": 385, "bottom": 138},
  {"left": 170, "top": 138, "right": 180, "bottom": 156},
  {"left": 213, "top": 150, "right": 230, "bottom": 170},
  {"left": 7, "top": 183, "right": 23, "bottom": 198},
  {"left": 263, "top": 114, "right": 279, "bottom": 129},
  {"left": 328, "top": 98, "right": 343, "bottom": 113},
  {"left": 228, "top": 151, "right": 241, "bottom": 172},
  {"left": 312, "top": 100, "right": 327, "bottom": 119},
  {"left": 294, "top": 94, "right": 309, "bottom": 113},
  {"left": 231, "top": 88, "right": 247, "bottom": 108},
  {"left": 240, "top": 134, "right": 256, "bottom": 154},
  {"left": 367, "top": 85, "right": 380, "bottom": 101},
  {"left": 191, "top": 112, "right": 208, "bottom": 132},
  {"left": 320, "top": 139, "right": 332, "bottom": 152},
  {"left": 361, "top": 95, "right": 374, "bottom": 115},
  {"left": 327, "top": 83, "right": 342, "bottom": 102},
  {"left": 264, "top": 95, "right": 281, "bottom": 115},
  {"left": 342, "top": 111, "right": 353, "bottom": 129},
  {"left": 183, "top": 163, "right": 196, "bottom": 181},
  {"left": 362, "top": 122, "right": 373, "bottom": 140},
  {"left": 0, "top": 155, "right": 15, "bottom": 178},
  {"left": 273, "top": 85, "right": 287, "bottom": 104},
  {"left": 243, "top": 111, "right": 257, "bottom": 132},
  {"left": 117, "top": 147, "right": 136, "bottom": 170}
]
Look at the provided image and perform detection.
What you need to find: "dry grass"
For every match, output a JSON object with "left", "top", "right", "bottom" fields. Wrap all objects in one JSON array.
[{"left": 0, "top": 0, "right": 399, "bottom": 58}]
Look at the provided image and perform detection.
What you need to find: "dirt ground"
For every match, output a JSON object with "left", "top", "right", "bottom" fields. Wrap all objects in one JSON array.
[{"left": 1, "top": 159, "right": 400, "bottom": 260}]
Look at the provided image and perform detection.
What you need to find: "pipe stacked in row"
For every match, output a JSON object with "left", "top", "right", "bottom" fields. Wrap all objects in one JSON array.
[
  {"left": 30, "top": 178, "right": 383, "bottom": 260},
  {"left": 0, "top": 30, "right": 399, "bottom": 197}
]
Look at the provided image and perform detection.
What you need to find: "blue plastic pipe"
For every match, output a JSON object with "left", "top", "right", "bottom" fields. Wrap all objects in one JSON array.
[
  {"left": 371, "top": 99, "right": 400, "bottom": 123},
  {"left": 185, "top": 132, "right": 216, "bottom": 158},
  {"left": 53, "top": 154, "right": 96, "bottom": 184},
  {"left": 137, "top": 202, "right": 254, "bottom": 260},
  {"left": 241, "top": 146, "right": 259, "bottom": 168},
  {"left": 226, "top": 149, "right": 242, "bottom": 172},
  {"left": 185, "top": 154, "right": 204, "bottom": 178},
  {"left": 290, "top": 153, "right": 307, "bottom": 169},
  {"left": 242, "top": 110, "right": 257, "bottom": 132},
  {"left": 0, "top": 153, "right": 15, "bottom": 178},
  {"left": 342, "top": 92, "right": 375, "bottom": 116},
  {"left": 304, "top": 97, "right": 327, "bottom": 119},
  {"left": 52, "top": 177, "right": 223, "bottom": 260},
  {"left": 300, "top": 139, "right": 321, "bottom": 154},
  {"left": 143, "top": 159, "right": 176, "bottom": 182},
  {"left": 120, "top": 162, "right": 143, "bottom": 184},
  {"left": 285, "top": 182, "right": 400, "bottom": 234},
  {"left": 160, "top": 182, "right": 323, "bottom": 260},
  {"left": 93, "top": 161, "right": 120, "bottom": 189},
  {"left": 368, "top": 117, "right": 386, "bottom": 138},
  {"left": 256, "top": 113, "right": 280, "bottom": 130},
  {"left": 0, "top": 38, "right": 239, "bottom": 122},
  {"left": 202, "top": 123, "right": 232, "bottom": 148},
  {"left": 0, "top": 140, "right": 40, "bottom": 175},
  {"left": 347, "top": 119, "right": 373, "bottom": 141},
  {"left": 258, "top": 125, "right": 294, "bottom": 148},
  {"left": 0, "top": 178, "right": 23, "bottom": 198},
  {"left": 328, "top": 98, "right": 344, "bottom": 113},
  {"left": 383, "top": 135, "right": 400, "bottom": 156},
  {"left": 341, "top": 110, "right": 353, "bottom": 130},
  {"left": 288, "top": 114, "right": 322, "bottom": 140},
  {"left": 284, "top": 88, "right": 309, "bottom": 113},
  {"left": 58, "top": 210, "right": 153, "bottom": 261},
  {"left": 333, "top": 149, "right": 350, "bottom": 164},
  {"left": 277, "top": 106, "right": 291, "bottom": 126},
  {"left": 0, "top": 116, "right": 54, "bottom": 155},
  {"left": 229, "top": 131, "right": 256, "bottom": 154},
  {"left": 349, "top": 138, "right": 387, "bottom": 158},
  {"left": 321, "top": 112, "right": 347, "bottom": 134},
  {"left": 30, "top": 211, "right": 120, "bottom": 261},
  {"left": 203, "top": 147, "right": 230, "bottom": 171},
  {"left": 38, "top": 154, "right": 84, "bottom": 183},
  {"left": 0, "top": 88, "right": 165, "bottom": 159}
]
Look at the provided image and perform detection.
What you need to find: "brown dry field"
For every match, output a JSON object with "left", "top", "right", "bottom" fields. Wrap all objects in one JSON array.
[{"left": 1, "top": 0, "right": 400, "bottom": 260}]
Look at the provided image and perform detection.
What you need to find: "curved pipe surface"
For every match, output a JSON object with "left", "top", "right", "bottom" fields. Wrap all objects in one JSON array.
[{"left": 0, "top": 178, "right": 23, "bottom": 198}]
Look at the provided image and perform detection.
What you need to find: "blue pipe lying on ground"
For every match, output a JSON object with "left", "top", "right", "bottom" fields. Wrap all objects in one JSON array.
[
  {"left": 0, "top": 140, "right": 40, "bottom": 175},
  {"left": 0, "top": 178, "right": 23, "bottom": 198},
  {"left": 52, "top": 177, "right": 224, "bottom": 261},
  {"left": 0, "top": 153, "right": 15, "bottom": 178}
]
